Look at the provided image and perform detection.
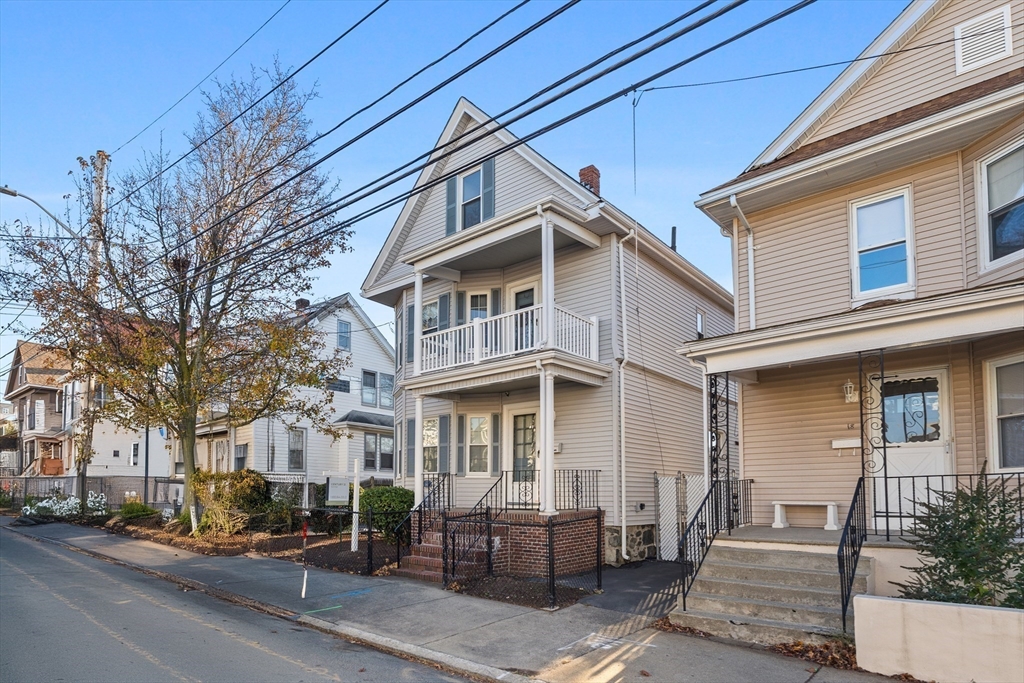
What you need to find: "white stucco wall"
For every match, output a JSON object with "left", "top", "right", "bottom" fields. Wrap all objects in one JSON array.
[{"left": 855, "top": 595, "right": 1024, "bottom": 683}]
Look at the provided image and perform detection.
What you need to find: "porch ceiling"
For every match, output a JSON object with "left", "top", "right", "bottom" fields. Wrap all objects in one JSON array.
[
  {"left": 402, "top": 350, "right": 609, "bottom": 397},
  {"left": 682, "top": 281, "right": 1024, "bottom": 375}
]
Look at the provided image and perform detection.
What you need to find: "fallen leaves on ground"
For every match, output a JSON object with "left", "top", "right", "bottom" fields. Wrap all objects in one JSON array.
[
  {"left": 769, "top": 640, "right": 858, "bottom": 670},
  {"left": 651, "top": 616, "right": 710, "bottom": 638}
]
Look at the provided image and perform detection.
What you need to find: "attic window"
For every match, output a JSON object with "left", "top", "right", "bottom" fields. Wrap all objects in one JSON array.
[{"left": 954, "top": 5, "right": 1013, "bottom": 75}]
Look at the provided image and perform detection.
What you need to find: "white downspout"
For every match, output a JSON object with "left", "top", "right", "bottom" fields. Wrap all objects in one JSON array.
[
  {"left": 730, "top": 195, "right": 755, "bottom": 330},
  {"left": 618, "top": 228, "right": 636, "bottom": 562}
]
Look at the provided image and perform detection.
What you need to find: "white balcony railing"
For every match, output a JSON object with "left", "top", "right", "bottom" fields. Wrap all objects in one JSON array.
[{"left": 420, "top": 304, "right": 597, "bottom": 373}]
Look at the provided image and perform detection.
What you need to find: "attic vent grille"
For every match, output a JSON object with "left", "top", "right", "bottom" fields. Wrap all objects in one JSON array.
[{"left": 954, "top": 5, "right": 1013, "bottom": 75}]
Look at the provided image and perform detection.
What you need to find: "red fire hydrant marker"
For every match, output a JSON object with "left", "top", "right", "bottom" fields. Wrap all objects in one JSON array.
[{"left": 301, "top": 519, "right": 309, "bottom": 599}]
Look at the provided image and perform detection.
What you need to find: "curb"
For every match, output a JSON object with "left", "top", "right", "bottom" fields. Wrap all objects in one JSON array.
[{"left": 1, "top": 524, "right": 541, "bottom": 683}]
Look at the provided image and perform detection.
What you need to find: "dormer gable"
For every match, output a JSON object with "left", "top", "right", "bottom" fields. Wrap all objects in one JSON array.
[{"left": 361, "top": 98, "right": 598, "bottom": 306}]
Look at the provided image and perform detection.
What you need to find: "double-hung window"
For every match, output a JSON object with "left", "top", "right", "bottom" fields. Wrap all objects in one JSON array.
[
  {"left": 131, "top": 443, "right": 139, "bottom": 466},
  {"left": 362, "top": 371, "right": 377, "bottom": 406},
  {"left": 422, "top": 300, "right": 439, "bottom": 336},
  {"left": 470, "top": 294, "right": 488, "bottom": 321},
  {"left": 380, "top": 435, "right": 394, "bottom": 470},
  {"left": 468, "top": 416, "right": 490, "bottom": 475},
  {"left": 364, "top": 433, "right": 378, "bottom": 470},
  {"left": 462, "top": 169, "right": 482, "bottom": 229},
  {"left": 379, "top": 373, "right": 394, "bottom": 409},
  {"left": 979, "top": 142, "right": 1023, "bottom": 270},
  {"left": 850, "top": 188, "right": 914, "bottom": 300},
  {"left": 987, "top": 355, "right": 1024, "bottom": 471},
  {"left": 234, "top": 443, "right": 248, "bottom": 471},
  {"left": 695, "top": 309, "right": 705, "bottom": 340},
  {"left": 288, "top": 428, "right": 305, "bottom": 471},
  {"left": 327, "top": 378, "right": 350, "bottom": 393},
  {"left": 422, "top": 418, "right": 439, "bottom": 473},
  {"left": 337, "top": 320, "right": 351, "bottom": 351}
]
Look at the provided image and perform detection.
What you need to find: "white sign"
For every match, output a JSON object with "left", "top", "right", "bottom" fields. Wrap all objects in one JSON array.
[{"left": 323, "top": 472, "right": 352, "bottom": 505}]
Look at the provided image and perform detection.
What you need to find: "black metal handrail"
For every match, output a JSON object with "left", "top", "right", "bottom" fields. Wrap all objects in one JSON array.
[
  {"left": 678, "top": 478, "right": 752, "bottom": 611},
  {"left": 444, "top": 473, "right": 507, "bottom": 584},
  {"left": 866, "top": 471, "right": 1023, "bottom": 540},
  {"left": 395, "top": 472, "right": 451, "bottom": 567},
  {"left": 837, "top": 476, "right": 867, "bottom": 633}
]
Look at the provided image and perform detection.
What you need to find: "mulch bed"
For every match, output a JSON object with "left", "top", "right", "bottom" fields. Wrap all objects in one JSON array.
[{"left": 453, "top": 575, "right": 594, "bottom": 610}]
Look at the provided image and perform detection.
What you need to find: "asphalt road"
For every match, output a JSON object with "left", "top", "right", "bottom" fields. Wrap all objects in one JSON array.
[{"left": 0, "top": 528, "right": 466, "bottom": 683}]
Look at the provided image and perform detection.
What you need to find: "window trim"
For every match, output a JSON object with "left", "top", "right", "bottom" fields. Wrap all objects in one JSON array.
[
  {"left": 984, "top": 352, "right": 1024, "bottom": 473},
  {"left": 287, "top": 427, "right": 306, "bottom": 472},
  {"left": 460, "top": 167, "right": 483, "bottom": 230},
  {"left": 379, "top": 433, "right": 394, "bottom": 471},
  {"left": 364, "top": 432, "right": 379, "bottom": 471},
  {"left": 379, "top": 373, "right": 394, "bottom": 410},
  {"left": 422, "top": 417, "right": 439, "bottom": 474},
  {"left": 337, "top": 319, "right": 352, "bottom": 351},
  {"left": 466, "top": 414, "right": 491, "bottom": 477},
  {"left": 848, "top": 186, "right": 916, "bottom": 303},
  {"left": 975, "top": 137, "right": 1024, "bottom": 274},
  {"left": 421, "top": 297, "right": 440, "bottom": 336},
  {"left": 361, "top": 370, "right": 378, "bottom": 407}
]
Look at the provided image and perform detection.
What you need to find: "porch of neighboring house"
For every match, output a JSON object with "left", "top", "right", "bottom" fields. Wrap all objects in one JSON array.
[{"left": 670, "top": 286, "right": 1023, "bottom": 644}]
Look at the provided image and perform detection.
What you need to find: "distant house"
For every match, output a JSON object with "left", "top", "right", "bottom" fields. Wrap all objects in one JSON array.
[
  {"left": 2, "top": 339, "right": 162, "bottom": 479},
  {"left": 361, "top": 97, "right": 732, "bottom": 568},
  {"left": 189, "top": 293, "right": 396, "bottom": 494}
]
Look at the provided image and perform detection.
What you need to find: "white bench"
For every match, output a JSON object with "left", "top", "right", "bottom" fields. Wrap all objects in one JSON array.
[{"left": 772, "top": 500, "right": 839, "bottom": 531}]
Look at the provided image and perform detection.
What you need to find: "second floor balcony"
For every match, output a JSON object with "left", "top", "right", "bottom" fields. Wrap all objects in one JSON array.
[{"left": 420, "top": 303, "right": 598, "bottom": 373}]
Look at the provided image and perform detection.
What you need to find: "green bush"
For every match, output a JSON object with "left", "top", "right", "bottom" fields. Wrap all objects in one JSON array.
[
  {"left": 176, "top": 510, "right": 193, "bottom": 533},
  {"left": 895, "top": 471, "right": 1024, "bottom": 608},
  {"left": 225, "top": 469, "right": 271, "bottom": 513},
  {"left": 119, "top": 501, "right": 159, "bottom": 520},
  {"left": 360, "top": 486, "right": 414, "bottom": 543}
]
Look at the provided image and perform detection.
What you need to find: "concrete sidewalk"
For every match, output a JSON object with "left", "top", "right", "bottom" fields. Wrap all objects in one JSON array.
[{"left": 0, "top": 518, "right": 888, "bottom": 683}]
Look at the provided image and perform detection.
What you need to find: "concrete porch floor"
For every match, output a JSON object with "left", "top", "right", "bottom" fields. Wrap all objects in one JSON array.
[{"left": 723, "top": 525, "right": 914, "bottom": 548}]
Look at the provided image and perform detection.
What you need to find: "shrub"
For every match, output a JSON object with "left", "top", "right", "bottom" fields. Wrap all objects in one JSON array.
[
  {"left": 119, "top": 501, "right": 159, "bottom": 520},
  {"left": 22, "top": 490, "right": 107, "bottom": 518},
  {"left": 360, "top": 485, "right": 414, "bottom": 543},
  {"left": 190, "top": 469, "right": 271, "bottom": 535},
  {"left": 895, "top": 471, "right": 1024, "bottom": 608}
]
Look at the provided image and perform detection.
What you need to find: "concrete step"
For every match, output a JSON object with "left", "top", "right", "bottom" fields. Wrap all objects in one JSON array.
[
  {"left": 685, "top": 592, "right": 845, "bottom": 630},
  {"left": 698, "top": 560, "right": 869, "bottom": 592},
  {"left": 709, "top": 545, "right": 844, "bottom": 572},
  {"left": 668, "top": 608, "right": 842, "bottom": 646},
  {"left": 392, "top": 567, "right": 443, "bottom": 583},
  {"left": 690, "top": 575, "right": 845, "bottom": 608}
]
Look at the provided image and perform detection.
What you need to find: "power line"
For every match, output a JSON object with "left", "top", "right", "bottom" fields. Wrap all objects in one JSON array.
[
  {"left": 183, "top": 0, "right": 818, "bottom": 300},
  {"left": 131, "top": 0, "right": 735, "bottom": 302},
  {"left": 110, "top": 0, "right": 390, "bottom": 210},
  {"left": 113, "top": 0, "right": 293, "bottom": 154}
]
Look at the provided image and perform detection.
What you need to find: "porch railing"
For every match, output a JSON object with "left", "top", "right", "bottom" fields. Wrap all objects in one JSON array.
[
  {"left": 866, "top": 471, "right": 1023, "bottom": 540},
  {"left": 419, "top": 304, "right": 597, "bottom": 373},
  {"left": 395, "top": 472, "right": 451, "bottom": 567},
  {"left": 678, "top": 478, "right": 752, "bottom": 611},
  {"left": 837, "top": 476, "right": 867, "bottom": 633}
]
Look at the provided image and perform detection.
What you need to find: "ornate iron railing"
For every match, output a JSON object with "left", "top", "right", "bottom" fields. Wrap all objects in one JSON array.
[
  {"left": 553, "top": 469, "right": 600, "bottom": 511},
  {"left": 395, "top": 472, "right": 451, "bottom": 567},
  {"left": 837, "top": 476, "right": 867, "bottom": 633},
  {"left": 677, "top": 478, "right": 752, "bottom": 611}
]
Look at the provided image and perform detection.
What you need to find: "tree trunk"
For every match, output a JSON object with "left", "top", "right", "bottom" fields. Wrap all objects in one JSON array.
[{"left": 180, "top": 413, "right": 199, "bottom": 533}]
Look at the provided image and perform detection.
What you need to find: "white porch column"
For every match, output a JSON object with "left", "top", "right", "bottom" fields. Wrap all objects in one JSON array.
[
  {"left": 413, "top": 272, "right": 423, "bottom": 376},
  {"left": 414, "top": 394, "right": 424, "bottom": 505},
  {"left": 540, "top": 367, "right": 557, "bottom": 516},
  {"left": 541, "top": 215, "right": 555, "bottom": 348}
]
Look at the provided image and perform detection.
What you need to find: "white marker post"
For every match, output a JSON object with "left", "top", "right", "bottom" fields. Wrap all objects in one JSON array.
[{"left": 351, "top": 457, "right": 361, "bottom": 552}]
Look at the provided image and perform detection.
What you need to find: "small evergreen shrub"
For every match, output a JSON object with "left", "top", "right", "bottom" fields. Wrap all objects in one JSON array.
[
  {"left": 360, "top": 486, "right": 414, "bottom": 543},
  {"left": 119, "top": 501, "right": 159, "bottom": 520},
  {"left": 895, "top": 471, "right": 1024, "bottom": 608}
]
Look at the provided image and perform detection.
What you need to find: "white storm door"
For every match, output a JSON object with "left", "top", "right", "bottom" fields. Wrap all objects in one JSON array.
[{"left": 876, "top": 369, "right": 951, "bottom": 527}]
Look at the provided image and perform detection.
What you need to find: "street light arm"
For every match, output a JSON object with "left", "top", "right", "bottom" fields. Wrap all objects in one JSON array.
[{"left": 1, "top": 185, "right": 86, "bottom": 241}]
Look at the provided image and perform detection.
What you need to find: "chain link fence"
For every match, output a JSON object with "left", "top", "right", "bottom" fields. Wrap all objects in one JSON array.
[{"left": 0, "top": 475, "right": 183, "bottom": 512}]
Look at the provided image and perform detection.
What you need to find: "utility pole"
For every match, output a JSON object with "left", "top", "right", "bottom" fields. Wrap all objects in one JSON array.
[{"left": 77, "top": 151, "right": 108, "bottom": 505}]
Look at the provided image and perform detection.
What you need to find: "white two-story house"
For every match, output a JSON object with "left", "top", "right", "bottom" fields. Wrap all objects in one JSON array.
[
  {"left": 190, "top": 293, "right": 396, "bottom": 492},
  {"left": 362, "top": 98, "right": 733, "bottom": 564}
]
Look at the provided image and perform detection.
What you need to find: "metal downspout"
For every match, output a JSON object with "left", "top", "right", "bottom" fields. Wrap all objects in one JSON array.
[{"left": 618, "top": 228, "right": 636, "bottom": 562}]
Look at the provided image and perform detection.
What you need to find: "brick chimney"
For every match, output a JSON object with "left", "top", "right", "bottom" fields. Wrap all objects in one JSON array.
[
  {"left": 579, "top": 165, "right": 600, "bottom": 196},
  {"left": 295, "top": 298, "right": 310, "bottom": 311}
]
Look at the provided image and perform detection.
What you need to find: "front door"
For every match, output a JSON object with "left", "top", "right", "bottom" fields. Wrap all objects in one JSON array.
[
  {"left": 875, "top": 369, "right": 951, "bottom": 528},
  {"left": 509, "top": 411, "right": 539, "bottom": 508}
]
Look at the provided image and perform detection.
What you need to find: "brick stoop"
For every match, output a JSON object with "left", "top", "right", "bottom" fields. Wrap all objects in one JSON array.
[
  {"left": 668, "top": 545, "right": 872, "bottom": 646},
  {"left": 392, "top": 528, "right": 491, "bottom": 584}
]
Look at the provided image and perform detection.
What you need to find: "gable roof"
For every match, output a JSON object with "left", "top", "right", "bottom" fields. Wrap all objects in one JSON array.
[
  {"left": 749, "top": 0, "right": 949, "bottom": 170},
  {"left": 297, "top": 292, "right": 395, "bottom": 361},
  {"left": 361, "top": 97, "right": 599, "bottom": 299},
  {"left": 3, "top": 340, "right": 71, "bottom": 399}
]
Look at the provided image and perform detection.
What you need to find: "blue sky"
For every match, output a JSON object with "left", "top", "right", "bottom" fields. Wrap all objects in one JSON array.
[{"left": 0, "top": 0, "right": 910, "bottom": 383}]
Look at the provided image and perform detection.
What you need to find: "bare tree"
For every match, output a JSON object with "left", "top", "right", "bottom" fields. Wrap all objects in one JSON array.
[{"left": 2, "top": 67, "right": 350, "bottom": 521}]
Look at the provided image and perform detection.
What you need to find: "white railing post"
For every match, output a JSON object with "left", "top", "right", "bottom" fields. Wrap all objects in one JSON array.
[
  {"left": 589, "top": 316, "right": 599, "bottom": 361},
  {"left": 473, "top": 318, "right": 483, "bottom": 363}
]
